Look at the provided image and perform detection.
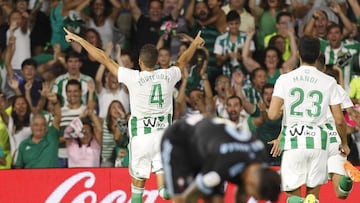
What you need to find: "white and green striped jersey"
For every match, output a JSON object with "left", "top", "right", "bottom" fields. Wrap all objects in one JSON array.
[
  {"left": 242, "top": 86, "right": 263, "bottom": 105},
  {"left": 41, "top": 110, "right": 54, "bottom": 127},
  {"left": 324, "top": 85, "right": 353, "bottom": 144},
  {"left": 273, "top": 66, "right": 342, "bottom": 150},
  {"left": 320, "top": 40, "right": 360, "bottom": 92},
  {"left": 214, "top": 31, "right": 255, "bottom": 55},
  {"left": 214, "top": 31, "right": 255, "bottom": 76},
  {"left": 60, "top": 105, "right": 87, "bottom": 131},
  {"left": 51, "top": 73, "right": 95, "bottom": 107},
  {"left": 101, "top": 120, "right": 116, "bottom": 164},
  {"left": 117, "top": 66, "right": 181, "bottom": 137}
]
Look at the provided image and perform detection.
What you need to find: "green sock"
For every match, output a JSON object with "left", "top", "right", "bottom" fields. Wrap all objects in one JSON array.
[
  {"left": 287, "top": 195, "right": 304, "bottom": 203},
  {"left": 131, "top": 193, "right": 142, "bottom": 203},
  {"left": 131, "top": 184, "right": 144, "bottom": 203},
  {"left": 158, "top": 186, "right": 170, "bottom": 200},
  {"left": 339, "top": 176, "right": 353, "bottom": 196}
]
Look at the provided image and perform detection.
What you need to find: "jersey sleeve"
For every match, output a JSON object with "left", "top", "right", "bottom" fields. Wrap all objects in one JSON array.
[
  {"left": 117, "top": 66, "right": 139, "bottom": 86},
  {"left": 329, "top": 80, "right": 343, "bottom": 106},
  {"left": 214, "top": 36, "right": 224, "bottom": 55},
  {"left": 337, "top": 85, "right": 353, "bottom": 109},
  {"left": 167, "top": 66, "right": 181, "bottom": 85},
  {"left": 272, "top": 75, "right": 285, "bottom": 99}
]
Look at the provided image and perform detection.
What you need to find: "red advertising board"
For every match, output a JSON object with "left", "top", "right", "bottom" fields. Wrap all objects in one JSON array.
[{"left": 0, "top": 167, "right": 359, "bottom": 203}]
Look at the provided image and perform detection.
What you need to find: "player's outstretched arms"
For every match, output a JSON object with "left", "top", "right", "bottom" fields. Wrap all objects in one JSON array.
[
  {"left": 176, "top": 31, "right": 205, "bottom": 70},
  {"left": 64, "top": 28, "right": 119, "bottom": 77}
]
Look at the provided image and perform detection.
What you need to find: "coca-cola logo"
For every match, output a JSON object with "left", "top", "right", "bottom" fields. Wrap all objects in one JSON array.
[{"left": 46, "top": 171, "right": 159, "bottom": 203}]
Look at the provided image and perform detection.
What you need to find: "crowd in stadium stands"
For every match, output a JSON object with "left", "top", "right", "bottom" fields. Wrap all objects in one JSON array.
[{"left": 0, "top": 0, "right": 360, "bottom": 170}]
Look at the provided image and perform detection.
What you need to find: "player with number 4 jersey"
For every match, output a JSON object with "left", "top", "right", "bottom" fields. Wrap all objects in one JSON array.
[
  {"left": 118, "top": 67, "right": 180, "bottom": 136},
  {"left": 64, "top": 28, "right": 205, "bottom": 203}
]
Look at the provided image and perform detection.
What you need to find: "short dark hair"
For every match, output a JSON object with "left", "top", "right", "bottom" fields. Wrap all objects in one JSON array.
[
  {"left": 298, "top": 36, "right": 320, "bottom": 64},
  {"left": 326, "top": 22, "right": 342, "bottom": 35},
  {"left": 262, "top": 83, "right": 274, "bottom": 92},
  {"left": 226, "top": 10, "right": 240, "bottom": 22},
  {"left": 139, "top": 44, "right": 159, "bottom": 68},
  {"left": 21, "top": 58, "right": 37, "bottom": 70},
  {"left": 121, "top": 49, "right": 135, "bottom": 63},
  {"left": 276, "top": 11, "right": 292, "bottom": 23},
  {"left": 187, "top": 88, "right": 203, "bottom": 96},
  {"left": 65, "top": 50, "right": 82, "bottom": 62},
  {"left": 315, "top": 53, "right": 326, "bottom": 71},
  {"left": 226, "top": 95, "right": 242, "bottom": 106},
  {"left": 159, "top": 47, "right": 171, "bottom": 55},
  {"left": 215, "top": 74, "right": 230, "bottom": 85},
  {"left": 66, "top": 79, "right": 82, "bottom": 91},
  {"left": 258, "top": 167, "right": 281, "bottom": 201}
]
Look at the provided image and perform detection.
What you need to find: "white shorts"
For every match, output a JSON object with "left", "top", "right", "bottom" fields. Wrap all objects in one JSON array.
[
  {"left": 327, "top": 142, "right": 346, "bottom": 176},
  {"left": 129, "top": 130, "right": 164, "bottom": 179},
  {"left": 281, "top": 149, "right": 328, "bottom": 191}
]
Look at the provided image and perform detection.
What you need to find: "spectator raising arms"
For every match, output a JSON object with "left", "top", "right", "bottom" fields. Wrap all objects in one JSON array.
[
  {"left": 65, "top": 107, "right": 102, "bottom": 168},
  {"left": 85, "top": 0, "right": 122, "bottom": 50},
  {"left": 95, "top": 43, "right": 130, "bottom": 119},
  {"left": 0, "top": 94, "right": 32, "bottom": 166},
  {"left": 101, "top": 100, "right": 129, "bottom": 167},
  {"left": 242, "top": 28, "right": 298, "bottom": 84},
  {"left": 14, "top": 93, "right": 61, "bottom": 168}
]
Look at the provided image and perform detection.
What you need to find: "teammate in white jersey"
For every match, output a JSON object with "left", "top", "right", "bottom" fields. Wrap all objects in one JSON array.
[
  {"left": 324, "top": 84, "right": 360, "bottom": 199},
  {"left": 315, "top": 54, "right": 360, "bottom": 199},
  {"left": 268, "top": 36, "right": 350, "bottom": 203},
  {"left": 64, "top": 28, "right": 205, "bottom": 203}
]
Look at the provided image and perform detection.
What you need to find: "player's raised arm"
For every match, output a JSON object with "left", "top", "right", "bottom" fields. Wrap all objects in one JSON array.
[
  {"left": 176, "top": 31, "right": 205, "bottom": 70},
  {"left": 64, "top": 28, "right": 119, "bottom": 77}
]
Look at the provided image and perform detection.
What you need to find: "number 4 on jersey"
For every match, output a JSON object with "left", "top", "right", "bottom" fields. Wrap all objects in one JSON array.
[{"left": 150, "top": 84, "right": 164, "bottom": 108}]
